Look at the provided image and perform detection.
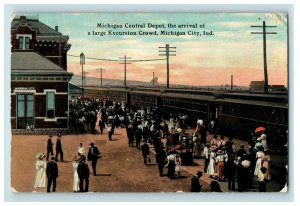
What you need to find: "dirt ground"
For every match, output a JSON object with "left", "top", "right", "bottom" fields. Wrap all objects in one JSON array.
[{"left": 11, "top": 127, "right": 211, "bottom": 193}]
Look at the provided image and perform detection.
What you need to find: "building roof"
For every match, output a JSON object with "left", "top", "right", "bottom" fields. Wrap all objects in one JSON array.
[
  {"left": 11, "top": 51, "right": 71, "bottom": 76},
  {"left": 11, "top": 18, "right": 62, "bottom": 36}
]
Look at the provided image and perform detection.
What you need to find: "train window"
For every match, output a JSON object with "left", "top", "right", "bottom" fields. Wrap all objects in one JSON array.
[
  {"left": 270, "top": 109, "right": 276, "bottom": 122},
  {"left": 227, "top": 104, "right": 231, "bottom": 115},
  {"left": 219, "top": 105, "right": 223, "bottom": 114},
  {"left": 249, "top": 107, "right": 255, "bottom": 119}
]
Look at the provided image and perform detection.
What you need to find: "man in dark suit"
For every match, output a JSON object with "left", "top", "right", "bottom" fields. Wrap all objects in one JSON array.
[
  {"left": 155, "top": 146, "right": 167, "bottom": 177},
  {"left": 55, "top": 136, "right": 63, "bottom": 162},
  {"left": 141, "top": 140, "right": 150, "bottom": 165},
  {"left": 77, "top": 155, "right": 90, "bottom": 192},
  {"left": 46, "top": 134, "right": 53, "bottom": 161},
  {"left": 46, "top": 156, "right": 58, "bottom": 192},
  {"left": 87, "top": 142, "right": 101, "bottom": 176},
  {"left": 191, "top": 171, "right": 202, "bottom": 192}
]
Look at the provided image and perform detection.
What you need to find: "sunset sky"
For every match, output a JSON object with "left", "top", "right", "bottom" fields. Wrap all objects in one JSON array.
[{"left": 36, "top": 13, "right": 287, "bottom": 87}]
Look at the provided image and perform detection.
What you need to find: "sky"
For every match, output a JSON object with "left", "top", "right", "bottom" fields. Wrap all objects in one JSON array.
[{"left": 30, "top": 13, "right": 287, "bottom": 87}]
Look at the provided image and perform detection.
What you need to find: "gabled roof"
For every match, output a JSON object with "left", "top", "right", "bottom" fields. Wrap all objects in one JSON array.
[
  {"left": 11, "top": 18, "right": 62, "bottom": 36},
  {"left": 11, "top": 51, "right": 71, "bottom": 76}
]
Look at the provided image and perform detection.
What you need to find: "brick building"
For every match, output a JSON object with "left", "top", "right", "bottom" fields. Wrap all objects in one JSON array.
[
  {"left": 11, "top": 15, "right": 73, "bottom": 134},
  {"left": 249, "top": 81, "right": 264, "bottom": 91}
]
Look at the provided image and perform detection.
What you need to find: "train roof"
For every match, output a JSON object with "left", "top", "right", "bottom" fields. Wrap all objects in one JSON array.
[
  {"left": 219, "top": 92, "right": 288, "bottom": 103},
  {"left": 165, "top": 88, "right": 221, "bottom": 96},
  {"left": 130, "top": 90, "right": 161, "bottom": 96},
  {"left": 162, "top": 92, "right": 215, "bottom": 101},
  {"left": 221, "top": 92, "right": 287, "bottom": 99},
  {"left": 214, "top": 98, "right": 288, "bottom": 108}
]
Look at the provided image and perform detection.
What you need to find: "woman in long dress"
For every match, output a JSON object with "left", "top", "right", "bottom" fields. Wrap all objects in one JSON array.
[
  {"left": 174, "top": 154, "right": 182, "bottom": 177},
  {"left": 262, "top": 153, "right": 271, "bottom": 180},
  {"left": 254, "top": 149, "right": 265, "bottom": 176},
  {"left": 72, "top": 156, "right": 80, "bottom": 192},
  {"left": 216, "top": 150, "right": 225, "bottom": 181},
  {"left": 207, "top": 146, "right": 217, "bottom": 176},
  {"left": 33, "top": 153, "right": 47, "bottom": 188},
  {"left": 78, "top": 143, "right": 85, "bottom": 156},
  {"left": 193, "top": 135, "right": 201, "bottom": 158}
]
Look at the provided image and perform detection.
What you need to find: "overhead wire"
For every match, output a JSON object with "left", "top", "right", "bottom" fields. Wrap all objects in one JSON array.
[{"left": 68, "top": 54, "right": 166, "bottom": 62}]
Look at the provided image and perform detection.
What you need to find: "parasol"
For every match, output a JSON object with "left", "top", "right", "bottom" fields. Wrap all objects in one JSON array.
[{"left": 255, "top": 126, "right": 266, "bottom": 133}]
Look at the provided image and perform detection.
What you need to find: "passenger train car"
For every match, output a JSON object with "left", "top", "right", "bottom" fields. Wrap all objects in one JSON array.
[
  {"left": 84, "top": 87, "right": 130, "bottom": 106},
  {"left": 83, "top": 86, "right": 288, "bottom": 147},
  {"left": 162, "top": 89, "right": 219, "bottom": 126},
  {"left": 130, "top": 89, "right": 162, "bottom": 109},
  {"left": 215, "top": 92, "right": 288, "bottom": 143}
]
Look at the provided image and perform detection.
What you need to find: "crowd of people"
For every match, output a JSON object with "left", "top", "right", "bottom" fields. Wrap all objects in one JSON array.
[
  {"left": 34, "top": 138, "right": 102, "bottom": 193},
  {"left": 192, "top": 121, "right": 288, "bottom": 192},
  {"left": 32, "top": 96, "right": 288, "bottom": 193}
]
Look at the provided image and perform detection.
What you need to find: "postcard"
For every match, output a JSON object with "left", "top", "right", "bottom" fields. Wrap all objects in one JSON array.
[{"left": 10, "top": 12, "right": 288, "bottom": 193}]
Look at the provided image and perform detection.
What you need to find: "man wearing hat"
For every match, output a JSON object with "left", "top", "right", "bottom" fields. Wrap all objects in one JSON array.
[
  {"left": 155, "top": 146, "right": 167, "bottom": 177},
  {"left": 237, "top": 144, "right": 247, "bottom": 159},
  {"left": 191, "top": 171, "right": 202, "bottom": 192},
  {"left": 77, "top": 156, "right": 90, "bottom": 192},
  {"left": 141, "top": 140, "right": 150, "bottom": 166},
  {"left": 46, "top": 134, "right": 53, "bottom": 161},
  {"left": 55, "top": 135, "right": 63, "bottom": 162},
  {"left": 46, "top": 156, "right": 58, "bottom": 192},
  {"left": 87, "top": 142, "right": 101, "bottom": 176}
]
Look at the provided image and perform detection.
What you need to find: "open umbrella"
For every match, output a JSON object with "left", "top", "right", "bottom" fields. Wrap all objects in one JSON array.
[{"left": 255, "top": 126, "right": 266, "bottom": 133}]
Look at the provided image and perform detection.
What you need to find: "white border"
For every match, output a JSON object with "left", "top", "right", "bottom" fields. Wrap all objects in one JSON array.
[{"left": 1, "top": 1, "right": 298, "bottom": 205}]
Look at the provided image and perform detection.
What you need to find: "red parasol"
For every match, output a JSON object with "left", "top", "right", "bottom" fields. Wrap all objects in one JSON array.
[{"left": 255, "top": 126, "right": 266, "bottom": 133}]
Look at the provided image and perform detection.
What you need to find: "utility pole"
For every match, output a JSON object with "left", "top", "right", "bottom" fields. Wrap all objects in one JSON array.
[
  {"left": 119, "top": 55, "right": 131, "bottom": 87},
  {"left": 251, "top": 21, "right": 277, "bottom": 93},
  {"left": 80, "top": 52, "right": 85, "bottom": 95},
  {"left": 159, "top": 44, "right": 176, "bottom": 88},
  {"left": 153, "top": 72, "right": 155, "bottom": 86},
  {"left": 83, "top": 71, "right": 89, "bottom": 87},
  {"left": 96, "top": 68, "right": 103, "bottom": 87},
  {"left": 231, "top": 75, "right": 233, "bottom": 90}
]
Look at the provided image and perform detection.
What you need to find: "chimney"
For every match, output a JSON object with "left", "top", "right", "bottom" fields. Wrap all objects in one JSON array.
[
  {"left": 55, "top": 26, "right": 58, "bottom": 32},
  {"left": 20, "top": 16, "right": 26, "bottom": 20}
]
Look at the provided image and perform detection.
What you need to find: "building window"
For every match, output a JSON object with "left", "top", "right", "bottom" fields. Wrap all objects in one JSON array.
[
  {"left": 16, "top": 34, "right": 31, "bottom": 50},
  {"left": 18, "top": 36, "right": 24, "bottom": 49},
  {"left": 17, "top": 94, "right": 34, "bottom": 129},
  {"left": 25, "top": 37, "right": 30, "bottom": 49},
  {"left": 46, "top": 92, "right": 55, "bottom": 118}
]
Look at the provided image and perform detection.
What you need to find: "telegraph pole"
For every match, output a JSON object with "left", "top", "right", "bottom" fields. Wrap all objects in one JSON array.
[
  {"left": 80, "top": 52, "right": 85, "bottom": 95},
  {"left": 251, "top": 21, "right": 277, "bottom": 93},
  {"left": 153, "top": 72, "right": 155, "bottom": 86},
  {"left": 231, "top": 75, "right": 233, "bottom": 90},
  {"left": 119, "top": 55, "right": 131, "bottom": 87},
  {"left": 96, "top": 68, "right": 103, "bottom": 87},
  {"left": 159, "top": 44, "right": 176, "bottom": 88},
  {"left": 83, "top": 71, "right": 89, "bottom": 87}
]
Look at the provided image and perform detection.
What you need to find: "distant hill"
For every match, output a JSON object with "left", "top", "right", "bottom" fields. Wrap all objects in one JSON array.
[
  {"left": 70, "top": 75, "right": 155, "bottom": 87},
  {"left": 70, "top": 75, "right": 249, "bottom": 90}
]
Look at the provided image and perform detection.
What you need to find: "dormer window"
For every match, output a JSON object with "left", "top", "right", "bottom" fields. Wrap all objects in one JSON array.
[{"left": 16, "top": 34, "right": 32, "bottom": 49}]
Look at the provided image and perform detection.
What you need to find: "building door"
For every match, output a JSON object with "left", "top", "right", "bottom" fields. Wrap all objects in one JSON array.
[{"left": 16, "top": 94, "right": 34, "bottom": 129}]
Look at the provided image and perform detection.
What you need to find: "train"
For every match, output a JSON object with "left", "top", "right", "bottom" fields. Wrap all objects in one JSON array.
[{"left": 84, "top": 86, "right": 288, "bottom": 147}]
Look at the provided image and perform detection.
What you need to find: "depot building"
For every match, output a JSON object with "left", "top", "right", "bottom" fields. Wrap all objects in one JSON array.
[{"left": 10, "top": 15, "right": 73, "bottom": 134}]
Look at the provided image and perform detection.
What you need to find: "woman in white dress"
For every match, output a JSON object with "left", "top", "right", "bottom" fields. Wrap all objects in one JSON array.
[
  {"left": 207, "top": 146, "right": 217, "bottom": 176},
  {"left": 254, "top": 149, "right": 265, "bottom": 176},
  {"left": 72, "top": 156, "right": 80, "bottom": 192},
  {"left": 78, "top": 143, "right": 85, "bottom": 156},
  {"left": 174, "top": 154, "right": 182, "bottom": 177},
  {"left": 33, "top": 153, "right": 47, "bottom": 188}
]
